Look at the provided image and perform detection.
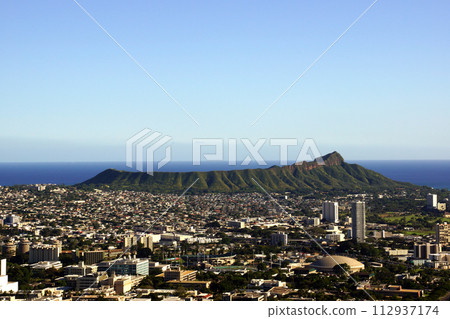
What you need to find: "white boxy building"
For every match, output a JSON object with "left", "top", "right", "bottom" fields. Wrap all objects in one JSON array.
[{"left": 0, "top": 258, "right": 19, "bottom": 293}]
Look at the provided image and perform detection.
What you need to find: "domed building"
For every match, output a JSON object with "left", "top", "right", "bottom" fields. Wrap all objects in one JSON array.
[{"left": 307, "top": 255, "right": 364, "bottom": 273}]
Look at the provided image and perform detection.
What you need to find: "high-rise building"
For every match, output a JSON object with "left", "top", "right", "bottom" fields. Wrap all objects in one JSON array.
[
  {"left": 351, "top": 201, "right": 366, "bottom": 243},
  {"left": 139, "top": 236, "right": 153, "bottom": 251},
  {"left": 28, "top": 244, "right": 60, "bottom": 263},
  {"left": 123, "top": 234, "right": 153, "bottom": 251},
  {"left": 123, "top": 235, "right": 138, "bottom": 249},
  {"left": 427, "top": 193, "right": 438, "bottom": 210},
  {"left": 414, "top": 243, "right": 442, "bottom": 259},
  {"left": 271, "top": 232, "right": 288, "bottom": 246},
  {"left": 322, "top": 201, "right": 339, "bottom": 223},
  {"left": 436, "top": 222, "right": 450, "bottom": 245}
]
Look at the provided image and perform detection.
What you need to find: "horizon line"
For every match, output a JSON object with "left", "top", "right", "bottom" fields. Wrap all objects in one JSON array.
[{"left": 1, "top": 158, "right": 450, "bottom": 164}]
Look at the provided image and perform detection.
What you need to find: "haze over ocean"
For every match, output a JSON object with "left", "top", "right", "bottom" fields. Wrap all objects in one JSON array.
[{"left": 0, "top": 161, "right": 449, "bottom": 190}]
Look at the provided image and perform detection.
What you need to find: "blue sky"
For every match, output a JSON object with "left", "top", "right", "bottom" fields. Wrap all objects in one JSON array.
[{"left": 1, "top": 0, "right": 449, "bottom": 162}]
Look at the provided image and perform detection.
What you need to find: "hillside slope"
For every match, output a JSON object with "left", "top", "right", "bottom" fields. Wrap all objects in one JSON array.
[{"left": 79, "top": 152, "right": 415, "bottom": 193}]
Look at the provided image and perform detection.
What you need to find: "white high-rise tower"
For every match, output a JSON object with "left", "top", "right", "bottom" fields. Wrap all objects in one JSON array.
[
  {"left": 427, "top": 193, "right": 438, "bottom": 209},
  {"left": 351, "top": 201, "right": 366, "bottom": 243},
  {"left": 322, "top": 201, "right": 339, "bottom": 223}
]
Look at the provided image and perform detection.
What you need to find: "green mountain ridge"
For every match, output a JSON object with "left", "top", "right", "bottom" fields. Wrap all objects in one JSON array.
[{"left": 79, "top": 152, "right": 416, "bottom": 193}]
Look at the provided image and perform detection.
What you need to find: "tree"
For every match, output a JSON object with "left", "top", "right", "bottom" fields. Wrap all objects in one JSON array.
[
  {"left": 138, "top": 276, "right": 154, "bottom": 289},
  {"left": 333, "top": 263, "right": 350, "bottom": 275},
  {"left": 205, "top": 221, "right": 220, "bottom": 228},
  {"left": 175, "top": 286, "right": 188, "bottom": 298},
  {"left": 257, "top": 262, "right": 267, "bottom": 271},
  {"left": 137, "top": 247, "right": 152, "bottom": 258},
  {"left": 60, "top": 253, "right": 78, "bottom": 266}
]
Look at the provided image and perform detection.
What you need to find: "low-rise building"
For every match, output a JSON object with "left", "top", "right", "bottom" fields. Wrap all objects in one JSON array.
[
  {"left": 325, "top": 226, "right": 345, "bottom": 242},
  {"left": 30, "top": 261, "right": 63, "bottom": 271},
  {"left": 100, "top": 272, "right": 144, "bottom": 295},
  {"left": 163, "top": 269, "right": 197, "bottom": 281},
  {"left": 361, "top": 284, "right": 423, "bottom": 298},
  {"left": 248, "top": 279, "right": 286, "bottom": 290},
  {"left": 149, "top": 261, "right": 170, "bottom": 273},
  {"left": 307, "top": 255, "right": 364, "bottom": 273},
  {"left": 223, "top": 291, "right": 266, "bottom": 301},
  {"left": 97, "top": 256, "right": 149, "bottom": 276},
  {"left": 64, "top": 261, "right": 97, "bottom": 276},
  {"left": 228, "top": 221, "right": 245, "bottom": 229},
  {"left": 84, "top": 251, "right": 105, "bottom": 265},
  {"left": 3, "top": 214, "right": 20, "bottom": 226},
  {"left": 76, "top": 272, "right": 108, "bottom": 290},
  {"left": 307, "top": 217, "right": 320, "bottom": 226}
]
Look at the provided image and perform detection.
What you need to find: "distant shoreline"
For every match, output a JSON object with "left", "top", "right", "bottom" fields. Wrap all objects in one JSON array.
[{"left": 0, "top": 160, "right": 450, "bottom": 190}]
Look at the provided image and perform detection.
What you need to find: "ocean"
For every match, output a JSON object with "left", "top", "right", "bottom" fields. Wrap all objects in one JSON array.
[
  {"left": 350, "top": 160, "right": 450, "bottom": 190},
  {"left": 0, "top": 160, "right": 449, "bottom": 190}
]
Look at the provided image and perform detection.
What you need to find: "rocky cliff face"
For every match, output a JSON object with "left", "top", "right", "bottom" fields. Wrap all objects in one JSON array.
[{"left": 289, "top": 151, "right": 344, "bottom": 171}]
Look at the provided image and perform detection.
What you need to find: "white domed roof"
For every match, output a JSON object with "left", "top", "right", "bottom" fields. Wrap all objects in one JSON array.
[{"left": 309, "top": 255, "right": 364, "bottom": 272}]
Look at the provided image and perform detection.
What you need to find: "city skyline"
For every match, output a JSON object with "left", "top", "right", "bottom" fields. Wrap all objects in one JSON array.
[{"left": 2, "top": 0, "right": 450, "bottom": 311}]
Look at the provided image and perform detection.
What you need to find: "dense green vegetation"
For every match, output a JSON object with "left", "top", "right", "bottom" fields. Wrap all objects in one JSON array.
[
  {"left": 5, "top": 262, "right": 64, "bottom": 290},
  {"left": 79, "top": 152, "right": 416, "bottom": 194}
]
